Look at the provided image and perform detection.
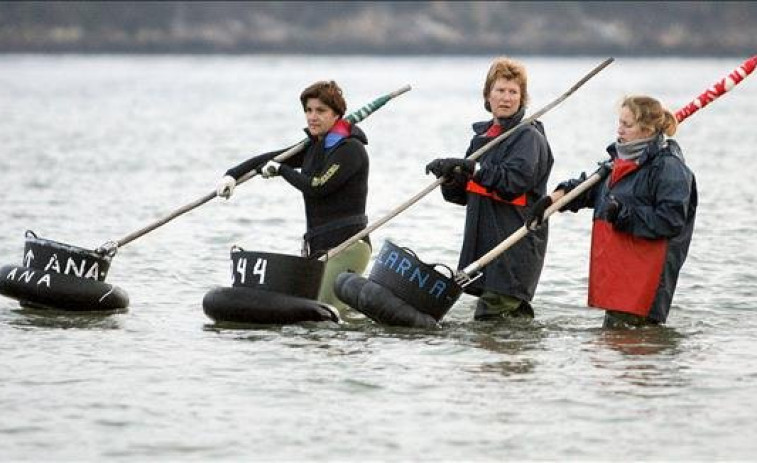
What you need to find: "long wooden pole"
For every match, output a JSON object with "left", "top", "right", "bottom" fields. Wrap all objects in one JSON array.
[
  {"left": 97, "top": 85, "right": 411, "bottom": 255},
  {"left": 324, "top": 57, "right": 615, "bottom": 261},
  {"left": 456, "top": 162, "right": 610, "bottom": 285},
  {"left": 456, "top": 55, "right": 757, "bottom": 285}
]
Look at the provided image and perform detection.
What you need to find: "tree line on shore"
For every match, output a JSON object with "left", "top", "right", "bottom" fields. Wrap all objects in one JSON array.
[{"left": 1, "top": 1, "right": 754, "bottom": 55}]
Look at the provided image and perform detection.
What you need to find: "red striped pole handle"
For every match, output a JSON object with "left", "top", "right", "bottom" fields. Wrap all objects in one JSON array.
[{"left": 675, "top": 56, "right": 757, "bottom": 123}]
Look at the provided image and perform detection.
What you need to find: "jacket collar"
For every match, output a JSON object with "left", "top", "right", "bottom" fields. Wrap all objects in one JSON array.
[
  {"left": 607, "top": 133, "right": 667, "bottom": 165},
  {"left": 303, "top": 120, "right": 369, "bottom": 149},
  {"left": 472, "top": 107, "right": 526, "bottom": 135}
]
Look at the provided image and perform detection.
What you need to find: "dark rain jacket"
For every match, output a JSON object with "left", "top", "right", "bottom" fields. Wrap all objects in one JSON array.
[
  {"left": 441, "top": 118, "right": 554, "bottom": 301},
  {"left": 558, "top": 136, "right": 697, "bottom": 323},
  {"left": 225, "top": 122, "right": 369, "bottom": 255}
]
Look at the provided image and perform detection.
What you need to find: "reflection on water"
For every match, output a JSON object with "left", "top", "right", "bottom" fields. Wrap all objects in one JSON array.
[
  {"left": 446, "top": 319, "right": 545, "bottom": 377},
  {"left": 8, "top": 306, "right": 125, "bottom": 330},
  {"left": 590, "top": 326, "right": 689, "bottom": 392},
  {"left": 596, "top": 325, "right": 684, "bottom": 357}
]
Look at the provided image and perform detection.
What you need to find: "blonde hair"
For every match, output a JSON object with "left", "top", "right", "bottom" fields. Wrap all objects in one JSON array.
[
  {"left": 621, "top": 95, "right": 677, "bottom": 136},
  {"left": 483, "top": 57, "right": 529, "bottom": 112}
]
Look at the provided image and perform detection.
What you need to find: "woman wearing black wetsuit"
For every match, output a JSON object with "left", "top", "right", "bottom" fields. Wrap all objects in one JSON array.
[{"left": 216, "top": 81, "right": 371, "bottom": 315}]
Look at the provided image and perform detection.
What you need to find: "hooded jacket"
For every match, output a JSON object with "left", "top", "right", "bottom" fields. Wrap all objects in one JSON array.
[
  {"left": 558, "top": 136, "right": 697, "bottom": 322},
  {"left": 441, "top": 117, "right": 553, "bottom": 301}
]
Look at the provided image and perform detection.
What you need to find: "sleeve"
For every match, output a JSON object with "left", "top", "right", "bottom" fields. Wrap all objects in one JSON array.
[
  {"left": 471, "top": 129, "right": 542, "bottom": 202},
  {"left": 613, "top": 157, "right": 694, "bottom": 239},
  {"left": 278, "top": 140, "right": 366, "bottom": 198},
  {"left": 554, "top": 159, "right": 613, "bottom": 212},
  {"left": 224, "top": 142, "right": 308, "bottom": 180}
]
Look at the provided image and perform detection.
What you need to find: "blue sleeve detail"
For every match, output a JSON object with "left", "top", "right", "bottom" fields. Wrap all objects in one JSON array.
[{"left": 324, "top": 133, "right": 345, "bottom": 150}]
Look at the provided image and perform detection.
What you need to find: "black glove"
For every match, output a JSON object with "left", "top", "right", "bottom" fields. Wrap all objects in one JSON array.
[
  {"left": 526, "top": 195, "right": 553, "bottom": 230},
  {"left": 425, "top": 158, "right": 475, "bottom": 178},
  {"left": 603, "top": 196, "right": 621, "bottom": 224}
]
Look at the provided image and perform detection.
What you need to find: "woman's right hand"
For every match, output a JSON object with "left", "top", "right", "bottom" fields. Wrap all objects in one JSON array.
[
  {"left": 425, "top": 158, "right": 475, "bottom": 178},
  {"left": 260, "top": 160, "right": 280, "bottom": 178},
  {"left": 216, "top": 175, "right": 236, "bottom": 199}
]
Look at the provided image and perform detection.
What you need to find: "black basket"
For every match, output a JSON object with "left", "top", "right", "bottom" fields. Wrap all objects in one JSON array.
[
  {"left": 23, "top": 230, "right": 112, "bottom": 281},
  {"left": 368, "top": 240, "right": 462, "bottom": 321},
  {"left": 230, "top": 247, "right": 324, "bottom": 300}
]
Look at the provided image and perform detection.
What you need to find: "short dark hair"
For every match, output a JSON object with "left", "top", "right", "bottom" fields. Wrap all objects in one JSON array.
[{"left": 300, "top": 80, "right": 346, "bottom": 117}]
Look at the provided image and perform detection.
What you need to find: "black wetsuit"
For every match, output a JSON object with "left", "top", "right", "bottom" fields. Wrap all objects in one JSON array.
[{"left": 225, "top": 123, "right": 369, "bottom": 255}]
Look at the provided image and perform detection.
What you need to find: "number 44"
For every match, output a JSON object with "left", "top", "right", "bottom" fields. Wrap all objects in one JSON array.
[{"left": 234, "top": 257, "right": 267, "bottom": 285}]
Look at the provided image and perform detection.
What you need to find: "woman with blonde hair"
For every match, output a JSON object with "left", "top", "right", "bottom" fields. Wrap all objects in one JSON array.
[
  {"left": 426, "top": 57, "right": 554, "bottom": 321},
  {"left": 528, "top": 95, "right": 698, "bottom": 327}
]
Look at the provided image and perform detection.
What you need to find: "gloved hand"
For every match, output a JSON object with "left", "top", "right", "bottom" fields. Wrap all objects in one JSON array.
[
  {"left": 603, "top": 196, "right": 621, "bottom": 224},
  {"left": 425, "top": 158, "right": 475, "bottom": 178},
  {"left": 526, "top": 195, "right": 553, "bottom": 230},
  {"left": 260, "top": 160, "right": 280, "bottom": 179},
  {"left": 216, "top": 175, "right": 236, "bottom": 199}
]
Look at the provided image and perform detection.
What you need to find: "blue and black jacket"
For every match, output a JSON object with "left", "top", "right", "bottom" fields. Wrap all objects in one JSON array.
[{"left": 558, "top": 136, "right": 697, "bottom": 323}]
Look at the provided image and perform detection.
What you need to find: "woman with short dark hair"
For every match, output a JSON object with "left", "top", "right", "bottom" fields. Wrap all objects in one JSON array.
[{"left": 216, "top": 80, "right": 371, "bottom": 314}]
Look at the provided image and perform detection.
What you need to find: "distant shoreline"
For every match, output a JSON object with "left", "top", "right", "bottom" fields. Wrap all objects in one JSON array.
[
  {"left": 0, "top": 50, "right": 749, "bottom": 59},
  {"left": 3, "top": 2, "right": 754, "bottom": 59}
]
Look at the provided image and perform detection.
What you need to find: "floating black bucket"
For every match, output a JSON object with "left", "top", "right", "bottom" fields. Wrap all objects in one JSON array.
[
  {"left": 368, "top": 240, "right": 462, "bottom": 321},
  {"left": 0, "top": 231, "right": 128, "bottom": 312},
  {"left": 23, "top": 230, "right": 112, "bottom": 281},
  {"left": 230, "top": 246, "right": 324, "bottom": 299},
  {"left": 202, "top": 247, "right": 336, "bottom": 325}
]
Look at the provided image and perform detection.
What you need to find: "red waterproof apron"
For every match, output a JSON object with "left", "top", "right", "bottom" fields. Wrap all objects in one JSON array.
[
  {"left": 587, "top": 159, "right": 668, "bottom": 317},
  {"left": 588, "top": 221, "right": 667, "bottom": 317}
]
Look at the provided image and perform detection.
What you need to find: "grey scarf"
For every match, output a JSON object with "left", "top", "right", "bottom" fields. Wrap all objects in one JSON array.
[{"left": 615, "top": 134, "right": 659, "bottom": 161}]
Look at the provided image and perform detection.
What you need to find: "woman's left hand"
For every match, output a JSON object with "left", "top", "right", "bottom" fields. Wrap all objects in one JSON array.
[
  {"left": 603, "top": 196, "right": 622, "bottom": 223},
  {"left": 526, "top": 195, "right": 553, "bottom": 230}
]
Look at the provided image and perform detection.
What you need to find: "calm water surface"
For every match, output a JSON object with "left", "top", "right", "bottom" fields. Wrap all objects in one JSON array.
[{"left": 1, "top": 55, "right": 757, "bottom": 460}]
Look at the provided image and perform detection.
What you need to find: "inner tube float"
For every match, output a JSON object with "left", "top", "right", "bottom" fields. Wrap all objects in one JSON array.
[
  {"left": 334, "top": 272, "right": 438, "bottom": 329},
  {"left": 334, "top": 240, "right": 462, "bottom": 328},
  {"left": 202, "top": 247, "right": 339, "bottom": 325},
  {"left": 0, "top": 231, "right": 129, "bottom": 312},
  {"left": 0, "top": 264, "right": 129, "bottom": 312},
  {"left": 203, "top": 286, "right": 338, "bottom": 324}
]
